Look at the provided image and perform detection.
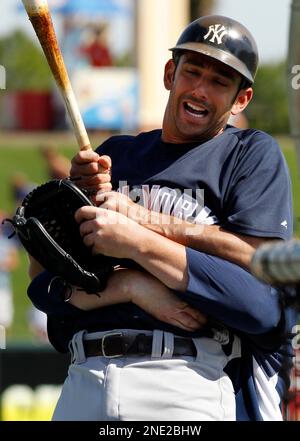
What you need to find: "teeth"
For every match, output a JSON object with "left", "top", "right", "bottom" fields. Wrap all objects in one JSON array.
[
  {"left": 185, "top": 102, "right": 208, "bottom": 118},
  {"left": 187, "top": 102, "right": 206, "bottom": 112}
]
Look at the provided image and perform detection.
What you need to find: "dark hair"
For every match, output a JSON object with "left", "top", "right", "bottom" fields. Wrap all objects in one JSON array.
[{"left": 172, "top": 50, "right": 183, "bottom": 67}]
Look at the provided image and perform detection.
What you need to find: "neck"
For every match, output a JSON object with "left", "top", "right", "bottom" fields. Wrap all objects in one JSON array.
[{"left": 161, "top": 126, "right": 226, "bottom": 144}]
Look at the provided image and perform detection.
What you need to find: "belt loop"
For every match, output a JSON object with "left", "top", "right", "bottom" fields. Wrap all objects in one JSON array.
[
  {"left": 162, "top": 332, "right": 174, "bottom": 359},
  {"left": 191, "top": 338, "right": 202, "bottom": 361},
  {"left": 68, "top": 341, "right": 75, "bottom": 364},
  {"left": 69, "top": 330, "right": 87, "bottom": 364},
  {"left": 151, "top": 330, "right": 163, "bottom": 358}
]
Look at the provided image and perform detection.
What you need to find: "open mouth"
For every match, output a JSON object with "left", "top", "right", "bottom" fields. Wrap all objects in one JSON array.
[{"left": 184, "top": 102, "right": 209, "bottom": 119}]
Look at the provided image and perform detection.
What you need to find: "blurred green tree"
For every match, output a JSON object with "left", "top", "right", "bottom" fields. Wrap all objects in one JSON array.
[
  {"left": 0, "top": 30, "right": 52, "bottom": 91},
  {"left": 246, "top": 61, "right": 289, "bottom": 134}
]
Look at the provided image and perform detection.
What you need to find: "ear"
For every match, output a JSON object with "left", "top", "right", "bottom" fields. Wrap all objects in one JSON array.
[
  {"left": 231, "top": 88, "right": 253, "bottom": 116},
  {"left": 164, "top": 59, "right": 176, "bottom": 91}
]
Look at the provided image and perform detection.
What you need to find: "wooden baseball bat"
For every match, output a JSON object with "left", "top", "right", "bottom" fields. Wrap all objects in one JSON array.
[{"left": 22, "top": 0, "right": 91, "bottom": 150}]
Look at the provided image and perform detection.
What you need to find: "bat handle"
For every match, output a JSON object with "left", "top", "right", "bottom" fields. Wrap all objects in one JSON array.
[{"left": 62, "top": 87, "right": 91, "bottom": 151}]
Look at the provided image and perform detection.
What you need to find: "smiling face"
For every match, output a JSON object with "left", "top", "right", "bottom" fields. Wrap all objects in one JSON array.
[{"left": 162, "top": 52, "right": 253, "bottom": 144}]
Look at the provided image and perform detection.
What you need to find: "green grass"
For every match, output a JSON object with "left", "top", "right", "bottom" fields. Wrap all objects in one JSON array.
[{"left": 0, "top": 132, "right": 299, "bottom": 342}]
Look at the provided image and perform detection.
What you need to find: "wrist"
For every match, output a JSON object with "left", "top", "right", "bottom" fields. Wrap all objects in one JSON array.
[
  {"left": 68, "top": 287, "right": 102, "bottom": 311},
  {"left": 125, "top": 224, "right": 151, "bottom": 262},
  {"left": 128, "top": 203, "right": 150, "bottom": 225}
]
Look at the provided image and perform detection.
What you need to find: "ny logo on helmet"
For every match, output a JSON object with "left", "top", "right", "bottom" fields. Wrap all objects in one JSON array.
[{"left": 204, "top": 24, "right": 228, "bottom": 45}]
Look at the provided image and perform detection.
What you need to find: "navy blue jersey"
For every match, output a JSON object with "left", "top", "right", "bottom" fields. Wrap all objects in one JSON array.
[
  {"left": 97, "top": 126, "right": 292, "bottom": 239},
  {"left": 28, "top": 125, "right": 295, "bottom": 420}
]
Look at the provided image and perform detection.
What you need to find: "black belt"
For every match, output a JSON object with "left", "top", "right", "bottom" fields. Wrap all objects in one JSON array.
[{"left": 83, "top": 332, "right": 197, "bottom": 358}]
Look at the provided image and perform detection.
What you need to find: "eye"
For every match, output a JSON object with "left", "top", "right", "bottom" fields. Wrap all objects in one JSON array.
[
  {"left": 214, "top": 78, "right": 229, "bottom": 87},
  {"left": 185, "top": 68, "right": 199, "bottom": 76},
  {"left": 215, "top": 80, "right": 225, "bottom": 86}
]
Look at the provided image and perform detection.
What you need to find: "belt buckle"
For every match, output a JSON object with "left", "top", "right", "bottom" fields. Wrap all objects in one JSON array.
[{"left": 101, "top": 332, "right": 125, "bottom": 358}]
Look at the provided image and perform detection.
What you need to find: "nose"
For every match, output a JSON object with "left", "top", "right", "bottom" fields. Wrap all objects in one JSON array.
[{"left": 190, "top": 75, "right": 209, "bottom": 101}]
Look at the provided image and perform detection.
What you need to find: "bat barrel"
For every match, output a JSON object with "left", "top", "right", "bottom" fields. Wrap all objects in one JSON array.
[
  {"left": 22, "top": 0, "right": 91, "bottom": 150},
  {"left": 22, "top": 0, "right": 49, "bottom": 14}
]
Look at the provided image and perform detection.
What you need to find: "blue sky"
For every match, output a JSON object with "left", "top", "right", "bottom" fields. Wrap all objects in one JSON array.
[
  {"left": 0, "top": 0, "right": 292, "bottom": 63},
  {"left": 214, "top": 0, "right": 291, "bottom": 62}
]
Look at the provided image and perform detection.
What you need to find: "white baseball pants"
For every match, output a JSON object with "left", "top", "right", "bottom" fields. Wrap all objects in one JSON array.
[{"left": 52, "top": 329, "right": 236, "bottom": 421}]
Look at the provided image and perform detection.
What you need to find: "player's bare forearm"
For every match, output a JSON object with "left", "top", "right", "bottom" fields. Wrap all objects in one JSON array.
[
  {"left": 98, "top": 191, "right": 269, "bottom": 269},
  {"left": 69, "top": 268, "right": 132, "bottom": 310},
  {"left": 127, "top": 209, "right": 270, "bottom": 269},
  {"left": 128, "top": 227, "right": 189, "bottom": 291},
  {"left": 144, "top": 221, "right": 271, "bottom": 269},
  {"left": 69, "top": 269, "right": 206, "bottom": 332}
]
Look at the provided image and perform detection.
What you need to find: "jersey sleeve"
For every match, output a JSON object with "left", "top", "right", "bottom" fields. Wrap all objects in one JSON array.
[
  {"left": 27, "top": 271, "right": 82, "bottom": 318},
  {"left": 221, "top": 131, "right": 293, "bottom": 240},
  {"left": 183, "top": 247, "right": 282, "bottom": 335}
]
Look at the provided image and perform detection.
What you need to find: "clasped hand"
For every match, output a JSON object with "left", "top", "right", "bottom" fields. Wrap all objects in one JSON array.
[{"left": 75, "top": 205, "right": 143, "bottom": 259}]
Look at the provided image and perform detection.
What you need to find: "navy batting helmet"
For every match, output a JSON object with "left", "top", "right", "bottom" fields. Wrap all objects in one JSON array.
[{"left": 170, "top": 15, "right": 259, "bottom": 85}]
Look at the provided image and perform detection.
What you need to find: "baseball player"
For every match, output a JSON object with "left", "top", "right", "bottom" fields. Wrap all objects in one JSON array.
[{"left": 28, "top": 16, "right": 296, "bottom": 420}]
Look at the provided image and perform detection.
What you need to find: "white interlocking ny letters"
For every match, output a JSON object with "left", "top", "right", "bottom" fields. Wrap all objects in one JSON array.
[{"left": 204, "top": 24, "right": 228, "bottom": 45}]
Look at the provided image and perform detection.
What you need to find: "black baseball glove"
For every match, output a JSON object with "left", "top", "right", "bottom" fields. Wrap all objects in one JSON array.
[{"left": 5, "top": 179, "right": 119, "bottom": 293}]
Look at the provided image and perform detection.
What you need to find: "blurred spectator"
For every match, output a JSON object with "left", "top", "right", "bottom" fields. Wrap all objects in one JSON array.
[
  {"left": 10, "top": 172, "right": 36, "bottom": 208},
  {"left": 27, "top": 305, "right": 48, "bottom": 344},
  {"left": 40, "top": 144, "right": 70, "bottom": 180},
  {"left": 0, "top": 209, "right": 19, "bottom": 331},
  {"left": 79, "top": 24, "right": 113, "bottom": 68}
]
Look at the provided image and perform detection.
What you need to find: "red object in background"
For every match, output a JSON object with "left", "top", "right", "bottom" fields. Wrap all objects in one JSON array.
[
  {"left": 80, "top": 42, "right": 113, "bottom": 67},
  {"left": 286, "top": 391, "right": 300, "bottom": 421},
  {"left": 15, "top": 92, "right": 53, "bottom": 130}
]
